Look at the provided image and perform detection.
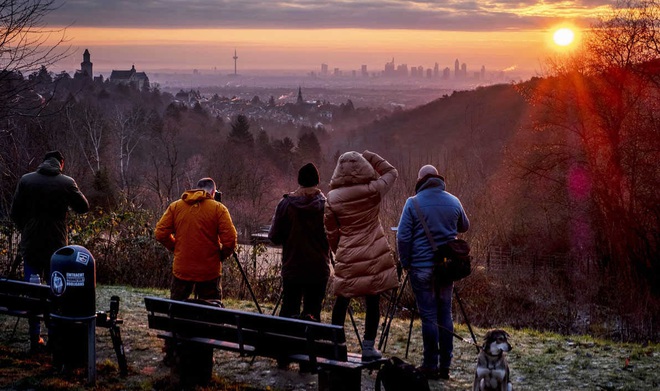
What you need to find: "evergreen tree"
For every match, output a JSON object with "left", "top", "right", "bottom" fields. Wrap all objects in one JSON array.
[
  {"left": 228, "top": 114, "right": 254, "bottom": 148},
  {"left": 297, "top": 131, "right": 322, "bottom": 164}
]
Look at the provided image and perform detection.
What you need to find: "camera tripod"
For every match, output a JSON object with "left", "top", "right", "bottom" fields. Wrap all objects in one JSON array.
[
  {"left": 231, "top": 252, "right": 262, "bottom": 314},
  {"left": 377, "top": 270, "right": 479, "bottom": 358}
]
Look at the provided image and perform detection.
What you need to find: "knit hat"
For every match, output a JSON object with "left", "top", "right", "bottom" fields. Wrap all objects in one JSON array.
[
  {"left": 298, "top": 163, "right": 320, "bottom": 187},
  {"left": 417, "top": 164, "right": 438, "bottom": 180},
  {"left": 44, "top": 150, "right": 64, "bottom": 164}
]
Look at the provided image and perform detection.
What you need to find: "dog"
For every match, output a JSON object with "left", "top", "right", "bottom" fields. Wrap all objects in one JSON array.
[{"left": 473, "top": 329, "right": 513, "bottom": 391}]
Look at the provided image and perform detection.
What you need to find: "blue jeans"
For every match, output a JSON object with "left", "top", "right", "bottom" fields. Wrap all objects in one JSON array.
[
  {"left": 23, "top": 262, "right": 45, "bottom": 342},
  {"left": 409, "top": 266, "right": 453, "bottom": 369}
]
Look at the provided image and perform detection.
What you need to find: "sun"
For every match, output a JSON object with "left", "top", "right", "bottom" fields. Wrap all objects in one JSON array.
[{"left": 553, "top": 28, "right": 575, "bottom": 46}]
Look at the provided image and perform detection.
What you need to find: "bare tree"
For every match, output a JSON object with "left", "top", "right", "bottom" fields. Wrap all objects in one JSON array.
[
  {"left": 111, "top": 105, "right": 156, "bottom": 200},
  {"left": 146, "top": 120, "right": 181, "bottom": 207},
  {"left": 520, "top": 0, "right": 660, "bottom": 299},
  {"left": 64, "top": 102, "right": 106, "bottom": 175},
  {"left": 0, "top": 0, "right": 70, "bottom": 119}
]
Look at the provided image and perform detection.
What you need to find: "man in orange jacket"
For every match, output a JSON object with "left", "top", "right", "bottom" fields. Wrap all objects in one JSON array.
[{"left": 155, "top": 177, "right": 237, "bottom": 302}]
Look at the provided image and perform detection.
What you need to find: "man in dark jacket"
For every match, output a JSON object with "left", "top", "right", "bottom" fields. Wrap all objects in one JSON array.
[
  {"left": 10, "top": 150, "right": 89, "bottom": 351},
  {"left": 268, "top": 163, "right": 331, "bottom": 323}
]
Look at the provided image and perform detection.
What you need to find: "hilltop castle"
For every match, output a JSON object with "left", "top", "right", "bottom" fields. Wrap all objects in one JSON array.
[{"left": 74, "top": 49, "right": 150, "bottom": 90}]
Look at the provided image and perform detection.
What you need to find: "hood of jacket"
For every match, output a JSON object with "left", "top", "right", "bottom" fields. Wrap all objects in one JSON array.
[
  {"left": 415, "top": 175, "right": 446, "bottom": 193},
  {"left": 181, "top": 189, "right": 212, "bottom": 204},
  {"left": 36, "top": 157, "right": 62, "bottom": 177},
  {"left": 286, "top": 186, "right": 325, "bottom": 210},
  {"left": 330, "top": 151, "right": 377, "bottom": 189}
]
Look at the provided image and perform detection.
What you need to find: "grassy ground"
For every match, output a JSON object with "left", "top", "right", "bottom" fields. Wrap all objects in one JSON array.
[{"left": 1, "top": 285, "right": 658, "bottom": 390}]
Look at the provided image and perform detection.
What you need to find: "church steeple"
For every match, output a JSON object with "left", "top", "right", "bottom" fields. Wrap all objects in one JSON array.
[{"left": 297, "top": 86, "right": 303, "bottom": 104}]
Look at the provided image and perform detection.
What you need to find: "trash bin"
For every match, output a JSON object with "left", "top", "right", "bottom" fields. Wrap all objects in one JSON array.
[{"left": 49, "top": 245, "right": 96, "bottom": 382}]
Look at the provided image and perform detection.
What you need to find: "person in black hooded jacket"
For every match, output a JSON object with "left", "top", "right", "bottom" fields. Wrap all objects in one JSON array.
[
  {"left": 268, "top": 162, "right": 331, "bottom": 323},
  {"left": 10, "top": 150, "right": 89, "bottom": 351}
]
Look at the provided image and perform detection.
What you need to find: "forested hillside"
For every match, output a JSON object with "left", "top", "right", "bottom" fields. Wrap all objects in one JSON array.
[{"left": 1, "top": 0, "right": 659, "bottom": 342}]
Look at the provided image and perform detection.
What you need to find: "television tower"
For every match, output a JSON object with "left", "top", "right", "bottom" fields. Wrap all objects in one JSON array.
[{"left": 233, "top": 49, "right": 238, "bottom": 76}]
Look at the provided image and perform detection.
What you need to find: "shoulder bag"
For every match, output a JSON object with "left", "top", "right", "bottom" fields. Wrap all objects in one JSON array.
[{"left": 412, "top": 197, "right": 472, "bottom": 283}]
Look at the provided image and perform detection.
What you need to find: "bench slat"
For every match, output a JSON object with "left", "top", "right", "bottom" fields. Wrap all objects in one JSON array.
[
  {"left": 0, "top": 279, "right": 50, "bottom": 315},
  {"left": 148, "top": 312, "right": 348, "bottom": 360},
  {"left": 145, "top": 297, "right": 350, "bottom": 362},
  {"left": 145, "top": 297, "right": 345, "bottom": 343}
]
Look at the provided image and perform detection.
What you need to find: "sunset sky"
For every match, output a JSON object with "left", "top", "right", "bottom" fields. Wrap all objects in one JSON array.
[{"left": 46, "top": 0, "right": 615, "bottom": 77}]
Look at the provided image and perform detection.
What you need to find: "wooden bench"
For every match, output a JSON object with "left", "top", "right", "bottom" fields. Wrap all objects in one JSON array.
[
  {"left": 144, "top": 296, "right": 384, "bottom": 391},
  {"left": 0, "top": 278, "right": 128, "bottom": 381},
  {"left": 0, "top": 278, "right": 50, "bottom": 321}
]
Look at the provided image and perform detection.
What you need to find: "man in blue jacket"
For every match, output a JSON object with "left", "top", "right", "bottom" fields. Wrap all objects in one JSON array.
[{"left": 396, "top": 164, "right": 469, "bottom": 380}]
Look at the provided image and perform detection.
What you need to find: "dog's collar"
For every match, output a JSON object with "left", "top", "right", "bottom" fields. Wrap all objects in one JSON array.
[{"left": 483, "top": 349, "right": 504, "bottom": 358}]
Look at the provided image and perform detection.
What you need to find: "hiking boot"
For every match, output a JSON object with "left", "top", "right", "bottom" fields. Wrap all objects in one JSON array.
[
  {"left": 438, "top": 367, "right": 450, "bottom": 380},
  {"left": 163, "top": 352, "right": 176, "bottom": 367},
  {"left": 30, "top": 337, "right": 47, "bottom": 354},
  {"left": 276, "top": 358, "right": 291, "bottom": 370},
  {"left": 361, "top": 339, "right": 382, "bottom": 361},
  {"left": 298, "top": 362, "right": 314, "bottom": 373},
  {"left": 416, "top": 365, "right": 441, "bottom": 380}
]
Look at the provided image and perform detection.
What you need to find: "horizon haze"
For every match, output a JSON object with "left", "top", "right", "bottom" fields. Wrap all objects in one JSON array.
[{"left": 44, "top": 1, "right": 614, "bottom": 80}]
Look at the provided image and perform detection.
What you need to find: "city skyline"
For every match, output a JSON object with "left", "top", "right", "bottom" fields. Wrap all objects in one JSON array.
[{"left": 45, "top": 1, "right": 613, "bottom": 78}]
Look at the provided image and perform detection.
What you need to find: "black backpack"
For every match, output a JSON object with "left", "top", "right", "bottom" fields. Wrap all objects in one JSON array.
[{"left": 375, "top": 356, "right": 430, "bottom": 391}]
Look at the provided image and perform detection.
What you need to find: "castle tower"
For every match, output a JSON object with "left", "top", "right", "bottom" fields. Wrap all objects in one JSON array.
[{"left": 81, "top": 49, "right": 93, "bottom": 79}]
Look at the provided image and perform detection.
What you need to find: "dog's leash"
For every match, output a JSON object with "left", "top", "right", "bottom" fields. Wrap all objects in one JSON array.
[{"left": 438, "top": 324, "right": 482, "bottom": 352}]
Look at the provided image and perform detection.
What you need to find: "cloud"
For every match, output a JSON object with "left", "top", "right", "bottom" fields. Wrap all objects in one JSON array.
[{"left": 47, "top": 0, "right": 615, "bottom": 31}]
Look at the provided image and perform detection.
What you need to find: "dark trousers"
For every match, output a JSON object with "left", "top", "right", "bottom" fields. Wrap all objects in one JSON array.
[
  {"left": 279, "top": 278, "right": 328, "bottom": 322},
  {"left": 331, "top": 294, "right": 380, "bottom": 341},
  {"left": 165, "top": 276, "right": 222, "bottom": 356},
  {"left": 170, "top": 275, "right": 222, "bottom": 301}
]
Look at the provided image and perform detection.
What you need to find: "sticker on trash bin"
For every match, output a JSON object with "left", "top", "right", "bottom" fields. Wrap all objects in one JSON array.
[
  {"left": 66, "top": 272, "right": 85, "bottom": 287},
  {"left": 76, "top": 252, "right": 90, "bottom": 265},
  {"left": 51, "top": 271, "right": 66, "bottom": 296}
]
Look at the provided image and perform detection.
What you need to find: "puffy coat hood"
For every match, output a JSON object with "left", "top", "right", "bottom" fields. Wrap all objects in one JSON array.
[{"left": 330, "top": 151, "right": 377, "bottom": 189}]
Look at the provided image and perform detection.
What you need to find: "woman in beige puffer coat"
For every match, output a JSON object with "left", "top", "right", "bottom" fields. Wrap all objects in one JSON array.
[{"left": 325, "top": 150, "right": 399, "bottom": 361}]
